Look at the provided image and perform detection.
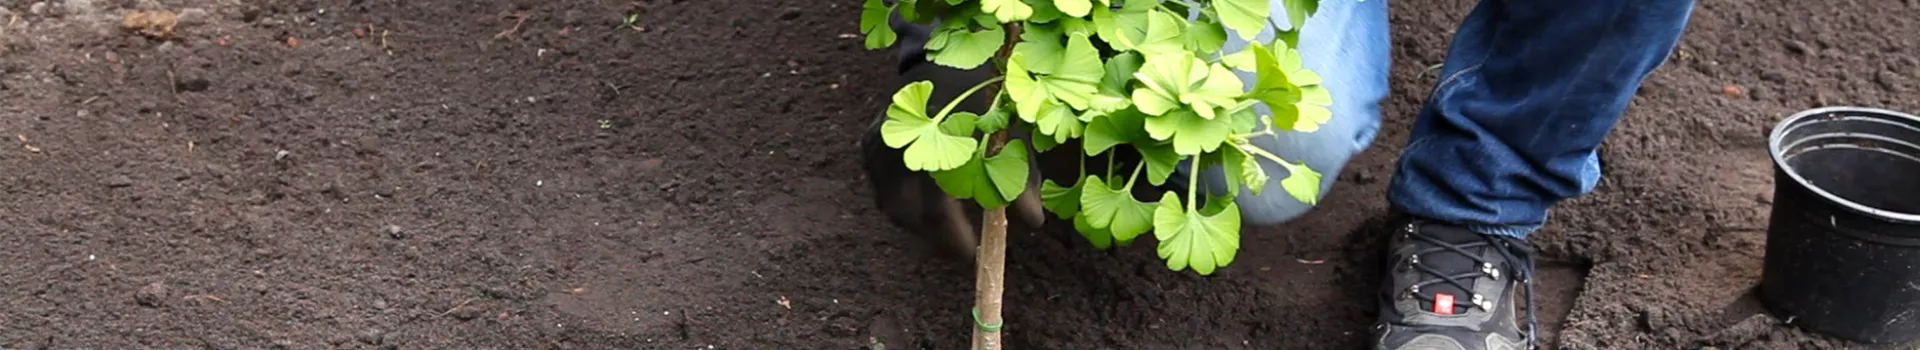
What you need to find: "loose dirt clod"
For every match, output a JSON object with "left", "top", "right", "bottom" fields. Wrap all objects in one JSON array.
[
  {"left": 120, "top": 10, "right": 178, "bottom": 39},
  {"left": 103, "top": 175, "right": 133, "bottom": 188},
  {"left": 135, "top": 282, "right": 169, "bottom": 308},
  {"left": 356, "top": 328, "right": 384, "bottom": 345}
]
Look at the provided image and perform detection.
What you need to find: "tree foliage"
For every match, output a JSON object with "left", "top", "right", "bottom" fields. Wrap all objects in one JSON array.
[{"left": 863, "top": 0, "right": 1331, "bottom": 275}]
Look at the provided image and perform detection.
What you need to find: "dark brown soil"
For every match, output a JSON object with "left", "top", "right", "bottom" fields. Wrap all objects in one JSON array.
[{"left": 1, "top": 0, "right": 1914, "bottom": 349}]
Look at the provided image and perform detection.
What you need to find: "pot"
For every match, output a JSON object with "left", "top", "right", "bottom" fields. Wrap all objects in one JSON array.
[{"left": 1760, "top": 106, "right": 1920, "bottom": 344}]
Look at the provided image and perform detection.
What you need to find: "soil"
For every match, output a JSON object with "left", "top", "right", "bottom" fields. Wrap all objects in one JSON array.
[{"left": 0, "top": 0, "right": 1914, "bottom": 349}]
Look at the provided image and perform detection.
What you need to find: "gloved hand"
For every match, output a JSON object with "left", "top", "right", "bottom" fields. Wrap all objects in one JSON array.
[{"left": 861, "top": 60, "right": 1046, "bottom": 262}]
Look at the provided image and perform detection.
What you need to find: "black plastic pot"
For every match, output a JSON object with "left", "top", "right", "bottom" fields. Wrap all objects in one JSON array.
[{"left": 1760, "top": 106, "right": 1920, "bottom": 344}]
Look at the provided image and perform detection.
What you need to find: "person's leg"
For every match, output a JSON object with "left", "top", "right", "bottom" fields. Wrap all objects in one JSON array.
[
  {"left": 1387, "top": 0, "right": 1694, "bottom": 238},
  {"left": 1181, "top": 0, "right": 1392, "bottom": 226},
  {"left": 1374, "top": 1, "right": 1694, "bottom": 350}
]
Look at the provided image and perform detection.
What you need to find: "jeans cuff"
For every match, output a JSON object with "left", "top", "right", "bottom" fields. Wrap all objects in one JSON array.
[{"left": 1462, "top": 223, "right": 1539, "bottom": 240}]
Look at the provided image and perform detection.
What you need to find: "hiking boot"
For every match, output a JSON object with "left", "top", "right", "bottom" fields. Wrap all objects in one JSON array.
[{"left": 1373, "top": 217, "right": 1539, "bottom": 350}]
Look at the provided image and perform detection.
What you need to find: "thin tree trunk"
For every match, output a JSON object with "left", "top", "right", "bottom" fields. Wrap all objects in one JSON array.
[{"left": 971, "top": 21, "right": 1023, "bottom": 350}]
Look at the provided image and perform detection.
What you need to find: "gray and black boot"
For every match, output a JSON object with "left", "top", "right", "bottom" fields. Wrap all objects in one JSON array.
[{"left": 1373, "top": 218, "right": 1539, "bottom": 350}]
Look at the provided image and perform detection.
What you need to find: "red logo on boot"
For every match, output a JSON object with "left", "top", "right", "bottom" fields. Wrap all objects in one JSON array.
[{"left": 1435, "top": 293, "right": 1455, "bottom": 315}]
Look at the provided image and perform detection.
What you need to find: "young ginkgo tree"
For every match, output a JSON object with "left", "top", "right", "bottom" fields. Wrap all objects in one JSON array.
[{"left": 860, "top": 0, "right": 1331, "bottom": 276}]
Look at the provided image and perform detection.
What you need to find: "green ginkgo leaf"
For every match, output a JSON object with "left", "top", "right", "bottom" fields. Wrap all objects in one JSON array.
[
  {"left": 929, "top": 150, "right": 983, "bottom": 197},
  {"left": 1082, "top": 93, "right": 1133, "bottom": 119},
  {"left": 1219, "top": 48, "right": 1258, "bottom": 72},
  {"left": 1057, "top": 16, "right": 1097, "bottom": 37},
  {"left": 1074, "top": 210, "right": 1115, "bottom": 249},
  {"left": 860, "top": 0, "right": 898, "bottom": 49},
  {"left": 1277, "top": 159, "right": 1322, "bottom": 205},
  {"left": 879, "top": 81, "right": 977, "bottom": 171},
  {"left": 926, "top": 17, "right": 1006, "bottom": 69},
  {"left": 1041, "top": 179, "right": 1081, "bottom": 219},
  {"left": 1187, "top": 62, "right": 1244, "bottom": 120},
  {"left": 1131, "top": 52, "right": 1242, "bottom": 119},
  {"left": 1083, "top": 121, "right": 1123, "bottom": 156},
  {"left": 1029, "top": 128, "right": 1060, "bottom": 152},
  {"left": 1090, "top": 0, "right": 1153, "bottom": 51},
  {"left": 1182, "top": 18, "right": 1227, "bottom": 54},
  {"left": 1077, "top": 51, "right": 1142, "bottom": 121},
  {"left": 1011, "top": 33, "right": 1105, "bottom": 111},
  {"left": 1054, "top": 0, "right": 1093, "bottom": 17},
  {"left": 983, "top": 139, "right": 1032, "bottom": 202},
  {"left": 1082, "top": 108, "right": 1148, "bottom": 156},
  {"left": 1289, "top": 85, "right": 1334, "bottom": 132},
  {"left": 1034, "top": 99, "right": 1085, "bottom": 144},
  {"left": 1282, "top": 0, "right": 1319, "bottom": 32},
  {"left": 1142, "top": 109, "right": 1231, "bottom": 155},
  {"left": 1100, "top": 51, "right": 1143, "bottom": 96},
  {"left": 1137, "top": 142, "right": 1179, "bottom": 186},
  {"left": 1209, "top": 147, "right": 1240, "bottom": 195},
  {"left": 1133, "top": 10, "right": 1186, "bottom": 55},
  {"left": 1225, "top": 146, "right": 1270, "bottom": 195},
  {"left": 1213, "top": 0, "right": 1270, "bottom": 39},
  {"left": 1270, "top": 42, "right": 1333, "bottom": 132},
  {"left": 928, "top": 139, "right": 1014, "bottom": 209},
  {"left": 1246, "top": 42, "right": 1301, "bottom": 108},
  {"left": 1046, "top": 33, "right": 1106, "bottom": 109},
  {"left": 976, "top": 103, "right": 1011, "bottom": 134},
  {"left": 1007, "top": 52, "right": 1047, "bottom": 122},
  {"left": 896, "top": 0, "right": 924, "bottom": 23},
  {"left": 940, "top": 111, "right": 979, "bottom": 137},
  {"left": 981, "top": 0, "right": 1033, "bottom": 22},
  {"left": 1026, "top": 0, "right": 1065, "bottom": 23},
  {"left": 1228, "top": 102, "right": 1261, "bottom": 134},
  {"left": 1008, "top": 35, "right": 1104, "bottom": 127},
  {"left": 1240, "top": 41, "right": 1332, "bottom": 132},
  {"left": 1014, "top": 24, "right": 1068, "bottom": 74},
  {"left": 1130, "top": 52, "right": 1194, "bottom": 116},
  {"left": 1079, "top": 175, "right": 1157, "bottom": 243},
  {"left": 1153, "top": 192, "right": 1242, "bottom": 276}
]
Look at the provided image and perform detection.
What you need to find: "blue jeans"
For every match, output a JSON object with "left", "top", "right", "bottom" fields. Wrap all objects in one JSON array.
[{"left": 1205, "top": 0, "right": 1694, "bottom": 238}]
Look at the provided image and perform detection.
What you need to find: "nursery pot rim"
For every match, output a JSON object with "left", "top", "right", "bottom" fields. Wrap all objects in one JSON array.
[{"left": 1768, "top": 105, "right": 1920, "bottom": 224}]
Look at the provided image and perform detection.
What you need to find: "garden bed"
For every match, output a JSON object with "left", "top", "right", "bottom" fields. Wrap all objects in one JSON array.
[{"left": 1, "top": 0, "right": 1914, "bottom": 348}]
